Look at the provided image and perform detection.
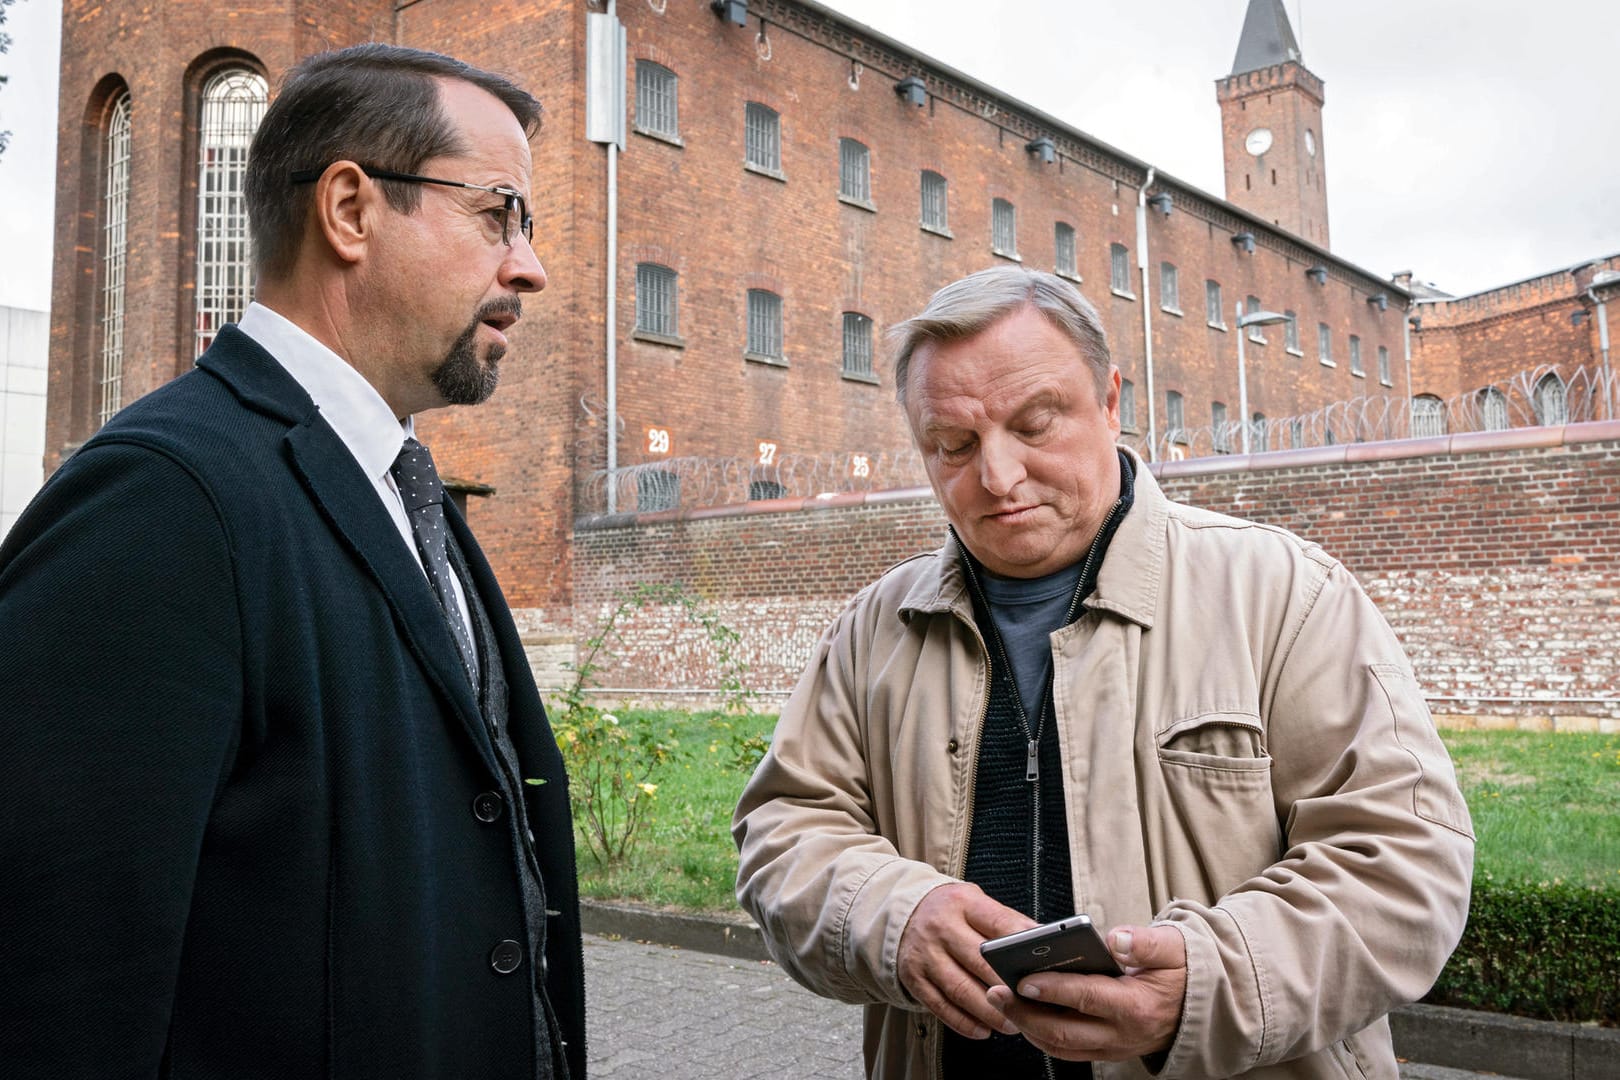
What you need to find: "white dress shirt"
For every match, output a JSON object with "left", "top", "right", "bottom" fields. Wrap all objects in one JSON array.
[{"left": 236, "top": 303, "right": 477, "bottom": 647}]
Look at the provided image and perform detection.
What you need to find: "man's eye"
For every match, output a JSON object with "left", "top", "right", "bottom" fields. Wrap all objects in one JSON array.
[{"left": 939, "top": 440, "right": 972, "bottom": 458}]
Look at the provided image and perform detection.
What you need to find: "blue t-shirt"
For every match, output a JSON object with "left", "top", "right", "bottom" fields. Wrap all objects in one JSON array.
[{"left": 978, "top": 560, "right": 1086, "bottom": 717}]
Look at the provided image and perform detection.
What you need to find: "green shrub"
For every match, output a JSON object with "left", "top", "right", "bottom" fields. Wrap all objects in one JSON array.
[
  {"left": 551, "top": 584, "right": 754, "bottom": 865},
  {"left": 1427, "top": 875, "right": 1620, "bottom": 1024}
]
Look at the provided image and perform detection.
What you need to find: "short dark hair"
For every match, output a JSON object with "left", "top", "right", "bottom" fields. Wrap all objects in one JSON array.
[
  {"left": 245, "top": 43, "right": 542, "bottom": 281},
  {"left": 887, "top": 265, "right": 1113, "bottom": 405}
]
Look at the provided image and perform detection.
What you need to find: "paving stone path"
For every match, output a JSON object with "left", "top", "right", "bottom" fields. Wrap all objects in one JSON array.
[{"left": 582, "top": 934, "right": 1507, "bottom": 1080}]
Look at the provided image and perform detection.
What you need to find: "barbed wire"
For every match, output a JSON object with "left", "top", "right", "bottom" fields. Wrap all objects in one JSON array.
[
  {"left": 578, "top": 363, "right": 1615, "bottom": 515},
  {"left": 1153, "top": 363, "right": 1614, "bottom": 461}
]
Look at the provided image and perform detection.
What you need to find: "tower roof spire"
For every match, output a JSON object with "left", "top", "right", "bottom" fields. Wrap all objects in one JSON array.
[{"left": 1230, "top": 0, "right": 1302, "bottom": 76}]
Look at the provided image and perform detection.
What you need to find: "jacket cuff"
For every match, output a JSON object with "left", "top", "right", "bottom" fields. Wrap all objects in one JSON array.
[{"left": 841, "top": 861, "right": 958, "bottom": 1007}]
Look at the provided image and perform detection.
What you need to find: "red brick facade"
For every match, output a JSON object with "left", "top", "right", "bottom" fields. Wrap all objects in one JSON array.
[
  {"left": 43, "top": 0, "right": 1617, "bottom": 652},
  {"left": 573, "top": 424, "right": 1620, "bottom": 724},
  {"left": 1217, "top": 62, "right": 1330, "bottom": 248}
]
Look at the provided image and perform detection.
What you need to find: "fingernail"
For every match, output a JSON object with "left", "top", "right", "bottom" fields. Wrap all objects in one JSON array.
[
  {"left": 1112, "top": 930, "right": 1133, "bottom": 956},
  {"left": 1021, "top": 982, "right": 1041, "bottom": 1000},
  {"left": 1000, "top": 1019, "right": 1020, "bottom": 1035},
  {"left": 970, "top": 1025, "right": 989, "bottom": 1040}
]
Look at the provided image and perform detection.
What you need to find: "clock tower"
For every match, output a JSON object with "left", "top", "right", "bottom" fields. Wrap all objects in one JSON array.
[{"left": 1216, "top": 0, "right": 1330, "bottom": 248}]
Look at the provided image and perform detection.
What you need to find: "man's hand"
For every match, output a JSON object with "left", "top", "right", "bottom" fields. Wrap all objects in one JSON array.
[
  {"left": 985, "top": 924, "right": 1187, "bottom": 1061},
  {"left": 897, "top": 882, "right": 1033, "bottom": 1039}
]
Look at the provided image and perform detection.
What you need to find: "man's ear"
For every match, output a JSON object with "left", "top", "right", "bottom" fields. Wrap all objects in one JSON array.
[{"left": 310, "top": 161, "right": 375, "bottom": 266}]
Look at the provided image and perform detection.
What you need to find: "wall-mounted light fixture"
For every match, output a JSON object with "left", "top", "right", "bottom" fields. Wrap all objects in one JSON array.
[
  {"left": 1571, "top": 309, "right": 1590, "bottom": 327},
  {"left": 711, "top": 0, "right": 747, "bottom": 27},
  {"left": 1026, "top": 137, "right": 1056, "bottom": 164},
  {"left": 1408, "top": 314, "right": 1422, "bottom": 331},
  {"left": 1147, "top": 192, "right": 1173, "bottom": 216},
  {"left": 1231, "top": 231, "right": 1256, "bottom": 254},
  {"left": 895, "top": 76, "right": 927, "bottom": 108},
  {"left": 1305, "top": 264, "right": 1328, "bottom": 285},
  {"left": 1368, "top": 293, "right": 1388, "bottom": 312}
]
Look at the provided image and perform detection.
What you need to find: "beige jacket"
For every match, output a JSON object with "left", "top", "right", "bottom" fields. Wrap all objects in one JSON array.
[{"left": 734, "top": 454, "right": 1474, "bottom": 1080}]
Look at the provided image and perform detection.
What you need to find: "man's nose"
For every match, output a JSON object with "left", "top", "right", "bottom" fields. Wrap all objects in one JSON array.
[
  {"left": 977, "top": 434, "right": 1026, "bottom": 497},
  {"left": 502, "top": 232, "right": 547, "bottom": 293}
]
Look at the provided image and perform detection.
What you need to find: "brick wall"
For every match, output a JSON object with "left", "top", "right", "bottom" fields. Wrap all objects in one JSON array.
[{"left": 569, "top": 424, "right": 1620, "bottom": 725}]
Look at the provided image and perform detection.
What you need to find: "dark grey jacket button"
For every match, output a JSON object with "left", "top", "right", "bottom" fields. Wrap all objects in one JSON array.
[
  {"left": 490, "top": 939, "right": 524, "bottom": 975},
  {"left": 473, "top": 791, "right": 505, "bottom": 823}
]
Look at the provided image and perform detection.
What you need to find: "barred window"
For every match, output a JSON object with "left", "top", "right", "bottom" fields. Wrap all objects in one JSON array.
[
  {"left": 1054, "top": 222, "right": 1077, "bottom": 278},
  {"left": 746, "top": 289, "right": 783, "bottom": 360},
  {"left": 1533, "top": 372, "right": 1567, "bottom": 426},
  {"left": 1378, "top": 345, "right": 1392, "bottom": 385},
  {"left": 1205, "top": 279, "right": 1224, "bottom": 327},
  {"left": 1478, "top": 387, "right": 1509, "bottom": 431},
  {"left": 1289, "top": 419, "right": 1303, "bottom": 449},
  {"left": 635, "top": 263, "right": 678, "bottom": 337},
  {"left": 1110, "top": 244, "right": 1130, "bottom": 294},
  {"left": 1252, "top": 412, "right": 1269, "bottom": 452},
  {"left": 839, "top": 138, "right": 871, "bottom": 203},
  {"left": 991, "top": 198, "right": 1017, "bottom": 257},
  {"left": 1284, "top": 310, "right": 1300, "bottom": 352},
  {"left": 1318, "top": 323, "right": 1333, "bottom": 364},
  {"left": 842, "top": 312, "right": 874, "bottom": 378},
  {"left": 744, "top": 102, "right": 781, "bottom": 173},
  {"left": 1246, "top": 296, "right": 1265, "bottom": 342},
  {"left": 1350, "top": 335, "right": 1364, "bottom": 376},
  {"left": 1413, "top": 394, "right": 1447, "bottom": 437},
  {"left": 635, "top": 61, "right": 679, "bottom": 139},
  {"left": 99, "top": 92, "right": 133, "bottom": 426},
  {"left": 920, "top": 170, "right": 949, "bottom": 232},
  {"left": 194, "top": 68, "right": 267, "bottom": 359},
  {"left": 1159, "top": 262, "right": 1179, "bottom": 312},
  {"left": 1212, "top": 401, "right": 1230, "bottom": 453},
  {"left": 1120, "top": 378, "right": 1136, "bottom": 431},
  {"left": 1166, "top": 390, "right": 1185, "bottom": 442}
]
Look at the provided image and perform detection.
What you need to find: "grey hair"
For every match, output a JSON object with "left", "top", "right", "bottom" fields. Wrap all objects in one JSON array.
[{"left": 887, "top": 265, "right": 1112, "bottom": 405}]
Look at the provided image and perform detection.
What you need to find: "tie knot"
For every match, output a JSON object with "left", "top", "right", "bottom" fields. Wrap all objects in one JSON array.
[{"left": 391, "top": 437, "right": 446, "bottom": 511}]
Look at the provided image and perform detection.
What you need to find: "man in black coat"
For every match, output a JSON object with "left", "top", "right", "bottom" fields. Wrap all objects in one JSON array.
[{"left": 0, "top": 45, "right": 585, "bottom": 1078}]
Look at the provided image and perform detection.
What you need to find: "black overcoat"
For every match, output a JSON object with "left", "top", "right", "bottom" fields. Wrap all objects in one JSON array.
[{"left": 0, "top": 326, "right": 586, "bottom": 1079}]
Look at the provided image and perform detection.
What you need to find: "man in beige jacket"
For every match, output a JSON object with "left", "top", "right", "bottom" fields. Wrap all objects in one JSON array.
[{"left": 733, "top": 266, "right": 1474, "bottom": 1080}]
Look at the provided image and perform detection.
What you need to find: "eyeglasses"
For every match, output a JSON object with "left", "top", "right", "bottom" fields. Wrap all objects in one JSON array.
[{"left": 289, "top": 164, "right": 533, "bottom": 246}]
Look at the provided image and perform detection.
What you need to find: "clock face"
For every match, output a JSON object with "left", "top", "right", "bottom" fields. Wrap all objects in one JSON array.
[
  {"left": 1245, "top": 127, "right": 1273, "bottom": 156},
  {"left": 1305, "top": 129, "right": 1317, "bottom": 157}
]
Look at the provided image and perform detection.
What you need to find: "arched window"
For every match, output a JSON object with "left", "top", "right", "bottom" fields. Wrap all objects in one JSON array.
[
  {"left": 1477, "top": 387, "right": 1509, "bottom": 431},
  {"left": 1412, "top": 394, "right": 1446, "bottom": 438},
  {"left": 99, "top": 92, "right": 133, "bottom": 426},
  {"left": 1533, "top": 373, "right": 1567, "bottom": 427},
  {"left": 194, "top": 68, "right": 267, "bottom": 358}
]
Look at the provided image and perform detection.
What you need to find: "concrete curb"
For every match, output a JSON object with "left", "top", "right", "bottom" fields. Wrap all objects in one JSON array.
[
  {"left": 580, "top": 900, "right": 1618, "bottom": 1080},
  {"left": 1389, "top": 1004, "right": 1620, "bottom": 1080}
]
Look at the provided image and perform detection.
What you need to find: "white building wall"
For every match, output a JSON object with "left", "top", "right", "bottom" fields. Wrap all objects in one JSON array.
[{"left": 1, "top": 306, "right": 50, "bottom": 540}]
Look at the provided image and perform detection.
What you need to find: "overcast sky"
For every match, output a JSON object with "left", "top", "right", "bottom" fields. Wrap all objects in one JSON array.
[{"left": 2, "top": 0, "right": 1617, "bottom": 312}]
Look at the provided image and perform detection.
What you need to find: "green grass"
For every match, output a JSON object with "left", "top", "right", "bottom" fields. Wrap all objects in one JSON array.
[
  {"left": 1444, "top": 729, "right": 1620, "bottom": 888},
  {"left": 572, "top": 709, "right": 775, "bottom": 911},
  {"left": 571, "top": 716, "right": 1620, "bottom": 909}
]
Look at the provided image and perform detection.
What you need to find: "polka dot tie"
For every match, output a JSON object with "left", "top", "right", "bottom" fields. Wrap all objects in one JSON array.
[{"left": 391, "top": 437, "right": 480, "bottom": 688}]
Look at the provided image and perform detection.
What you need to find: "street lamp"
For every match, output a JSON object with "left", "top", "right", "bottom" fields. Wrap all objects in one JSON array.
[{"left": 1235, "top": 304, "right": 1290, "bottom": 454}]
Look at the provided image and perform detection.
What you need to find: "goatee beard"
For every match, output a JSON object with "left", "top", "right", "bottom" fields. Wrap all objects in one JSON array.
[{"left": 432, "top": 297, "right": 522, "bottom": 406}]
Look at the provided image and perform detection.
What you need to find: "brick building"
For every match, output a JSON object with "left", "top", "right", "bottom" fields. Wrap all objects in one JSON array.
[{"left": 41, "top": 0, "right": 1615, "bottom": 654}]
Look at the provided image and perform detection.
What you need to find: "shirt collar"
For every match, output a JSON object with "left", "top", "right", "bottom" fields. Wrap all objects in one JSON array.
[{"left": 237, "top": 302, "right": 413, "bottom": 478}]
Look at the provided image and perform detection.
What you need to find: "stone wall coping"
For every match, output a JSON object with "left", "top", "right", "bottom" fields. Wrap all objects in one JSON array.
[{"left": 577, "top": 428, "right": 1619, "bottom": 530}]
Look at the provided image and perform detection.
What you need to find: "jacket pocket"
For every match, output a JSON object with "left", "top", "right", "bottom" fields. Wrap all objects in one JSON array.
[{"left": 1152, "top": 711, "right": 1281, "bottom": 896}]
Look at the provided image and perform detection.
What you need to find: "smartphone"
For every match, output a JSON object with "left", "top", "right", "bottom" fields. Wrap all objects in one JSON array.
[{"left": 979, "top": 914, "right": 1123, "bottom": 991}]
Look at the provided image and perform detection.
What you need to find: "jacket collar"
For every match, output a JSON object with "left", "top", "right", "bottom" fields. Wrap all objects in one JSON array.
[
  {"left": 898, "top": 446, "right": 1164, "bottom": 630},
  {"left": 197, "top": 325, "right": 498, "bottom": 773}
]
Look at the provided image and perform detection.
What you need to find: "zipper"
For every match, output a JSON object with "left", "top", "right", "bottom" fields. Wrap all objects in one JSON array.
[
  {"left": 934, "top": 615, "right": 993, "bottom": 1080},
  {"left": 945, "top": 494, "right": 1125, "bottom": 1080}
]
